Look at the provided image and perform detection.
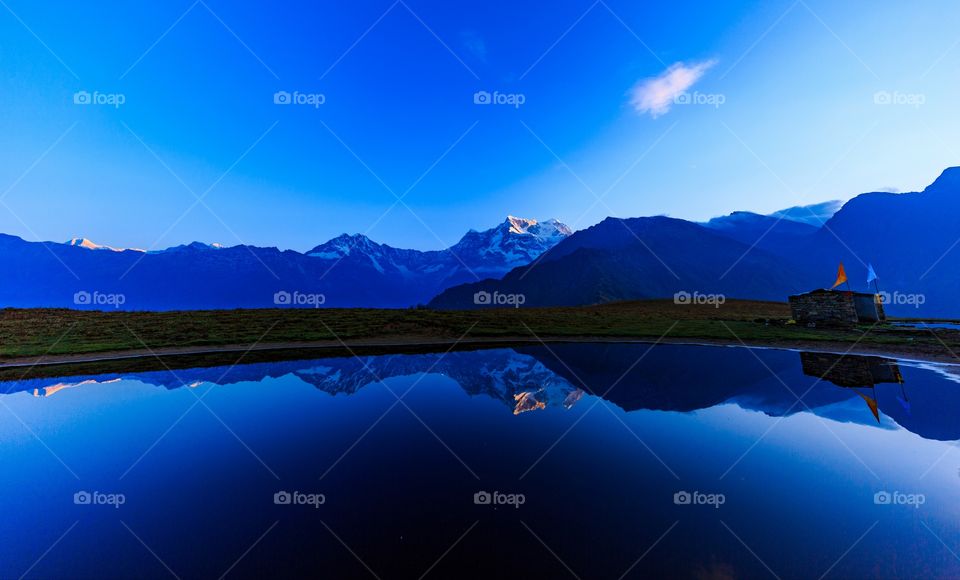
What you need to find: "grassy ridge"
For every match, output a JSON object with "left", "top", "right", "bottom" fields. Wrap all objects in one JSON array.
[
  {"left": 1, "top": 299, "right": 958, "bottom": 365},
  {"left": 0, "top": 300, "right": 789, "bottom": 358}
]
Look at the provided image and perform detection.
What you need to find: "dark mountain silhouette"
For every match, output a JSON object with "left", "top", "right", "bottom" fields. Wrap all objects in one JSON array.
[
  {"left": 791, "top": 167, "right": 960, "bottom": 316},
  {"left": 702, "top": 211, "right": 818, "bottom": 248},
  {"left": 429, "top": 216, "right": 812, "bottom": 307},
  {"left": 431, "top": 167, "right": 960, "bottom": 316}
]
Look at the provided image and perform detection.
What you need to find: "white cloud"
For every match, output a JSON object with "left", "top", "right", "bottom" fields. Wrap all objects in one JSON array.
[{"left": 629, "top": 60, "right": 717, "bottom": 118}]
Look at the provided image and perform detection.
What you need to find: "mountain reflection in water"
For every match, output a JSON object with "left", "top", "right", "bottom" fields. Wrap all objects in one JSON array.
[
  {"left": 5, "top": 343, "right": 958, "bottom": 441},
  {"left": 2, "top": 342, "right": 960, "bottom": 579}
]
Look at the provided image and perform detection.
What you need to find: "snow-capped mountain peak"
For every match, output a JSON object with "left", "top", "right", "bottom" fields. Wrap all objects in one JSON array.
[
  {"left": 447, "top": 216, "right": 572, "bottom": 270},
  {"left": 153, "top": 241, "right": 226, "bottom": 254},
  {"left": 307, "top": 233, "right": 380, "bottom": 259},
  {"left": 65, "top": 238, "right": 144, "bottom": 252},
  {"left": 534, "top": 218, "right": 573, "bottom": 240},
  {"left": 298, "top": 216, "right": 571, "bottom": 293},
  {"left": 67, "top": 237, "right": 229, "bottom": 254},
  {"left": 506, "top": 215, "right": 537, "bottom": 234},
  {"left": 504, "top": 216, "right": 572, "bottom": 240}
]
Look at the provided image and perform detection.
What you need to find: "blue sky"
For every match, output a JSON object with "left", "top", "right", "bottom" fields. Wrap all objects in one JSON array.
[{"left": 2, "top": 0, "right": 960, "bottom": 251}]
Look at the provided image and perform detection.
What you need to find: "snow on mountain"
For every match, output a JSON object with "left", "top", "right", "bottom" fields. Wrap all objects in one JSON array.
[
  {"left": 306, "top": 233, "right": 431, "bottom": 276},
  {"left": 66, "top": 238, "right": 144, "bottom": 252},
  {"left": 307, "top": 234, "right": 381, "bottom": 259},
  {"left": 305, "top": 217, "right": 573, "bottom": 284},
  {"left": 6, "top": 349, "right": 585, "bottom": 416},
  {"left": 507, "top": 216, "right": 572, "bottom": 240},
  {"left": 449, "top": 216, "right": 573, "bottom": 270},
  {"left": 154, "top": 241, "right": 226, "bottom": 254},
  {"left": 66, "top": 238, "right": 228, "bottom": 254},
  {"left": 288, "top": 349, "right": 583, "bottom": 414},
  {"left": 1, "top": 216, "right": 569, "bottom": 310}
]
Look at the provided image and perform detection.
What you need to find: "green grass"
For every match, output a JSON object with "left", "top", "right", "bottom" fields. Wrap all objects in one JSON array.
[
  {"left": 0, "top": 300, "right": 781, "bottom": 357},
  {"left": 2, "top": 299, "right": 958, "bottom": 364}
]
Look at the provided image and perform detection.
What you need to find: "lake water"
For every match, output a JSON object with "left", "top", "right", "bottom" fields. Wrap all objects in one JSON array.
[
  {"left": 892, "top": 321, "right": 960, "bottom": 331},
  {"left": 1, "top": 343, "right": 958, "bottom": 579}
]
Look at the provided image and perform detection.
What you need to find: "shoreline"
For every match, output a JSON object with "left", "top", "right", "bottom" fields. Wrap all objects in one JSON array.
[{"left": 1, "top": 334, "right": 958, "bottom": 375}]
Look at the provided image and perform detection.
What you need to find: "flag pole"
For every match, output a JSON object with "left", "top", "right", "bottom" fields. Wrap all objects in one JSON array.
[
  {"left": 868, "top": 267, "right": 885, "bottom": 320},
  {"left": 868, "top": 264, "right": 881, "bottom": 296}
]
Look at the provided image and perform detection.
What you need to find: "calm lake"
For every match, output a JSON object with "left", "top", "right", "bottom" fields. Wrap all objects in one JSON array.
[{"left": 1, "top": 343, "right": 958, "bottom": 579}]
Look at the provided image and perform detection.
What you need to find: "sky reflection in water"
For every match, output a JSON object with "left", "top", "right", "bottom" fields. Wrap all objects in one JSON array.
[{"left": 0, "top": 343, "right": 958, "bottom": 579}]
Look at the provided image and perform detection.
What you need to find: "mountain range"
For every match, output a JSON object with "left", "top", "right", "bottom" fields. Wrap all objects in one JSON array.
[
  {"left": 0, "top": 216, "right": 570, "bottom": 309},
  {"left": 432, "top": 167, "right": 960, "bottom": 316},
  {"left": 4, "top": 167, "right": 960, "bottom": 315},
  {"left": 4, "top": 344, "right": 955, "bottom": 440}
]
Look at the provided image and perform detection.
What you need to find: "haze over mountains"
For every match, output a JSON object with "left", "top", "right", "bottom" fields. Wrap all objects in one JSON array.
[{"left": 4, "top": 167, "right": 960, "bottom": 315}]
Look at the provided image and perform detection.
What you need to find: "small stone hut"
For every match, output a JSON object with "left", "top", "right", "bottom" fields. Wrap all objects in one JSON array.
[{"left": 788, "top": 289, "right": 886, "bottom": 327}]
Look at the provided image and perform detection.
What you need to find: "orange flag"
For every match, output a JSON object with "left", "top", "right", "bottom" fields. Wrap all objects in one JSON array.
[
  {"left": 855, "top": 391, "right": 881, "bottom": 423},
  {"left": 831, "top": 262, "right": 848, "bottom": 289}
]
